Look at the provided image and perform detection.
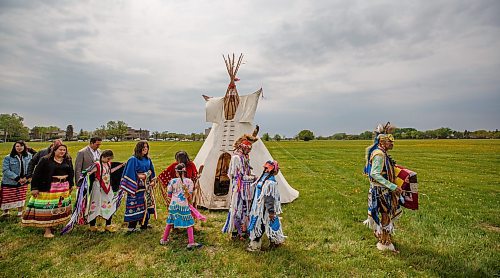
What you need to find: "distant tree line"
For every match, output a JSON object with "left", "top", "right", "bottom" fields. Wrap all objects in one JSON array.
[
  {"left": 320, "top": 128, "right": 500, "bottom": 140},
  {"left": 259, "top": 128, "right": 500, "bottom": 142},
  {"left": 1, "top": 113, "right": 498, "bottom": 142},
  {"left": 261, "top": 127, "right": 500, "bottom": 141},
  {"left": 149, "top": 131, "right": 206, "bottom": 142},
  {"left": 0, "top": 113, "right": 207, "bottom": 142}
]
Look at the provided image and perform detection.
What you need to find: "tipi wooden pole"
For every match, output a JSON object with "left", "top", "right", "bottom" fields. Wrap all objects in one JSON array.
[
  {"left": 234, "top": 53, "right": 243, "bottom": 76},
  {"left": 223, "top": 55, "right": 231, "bottom": 77}
]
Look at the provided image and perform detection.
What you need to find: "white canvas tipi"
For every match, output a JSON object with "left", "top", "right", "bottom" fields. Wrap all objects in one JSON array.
[{"left": 194, "top": 54, "right": 299, "bottom": 209}]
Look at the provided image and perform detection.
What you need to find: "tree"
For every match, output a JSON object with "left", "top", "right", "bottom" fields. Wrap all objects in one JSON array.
[
  {"left": 106, "top": 121, "right": 118, "bottom": 139},
  {"left": 115, "top": 121, "right": 128, "bottom": 141},
  {"left": 331, "top": 133, "right": 347, "bottom": 140},
  {"left": 346, "top": 134, "right": 359, "bottom": 140},
  {"left": 393, "top": 128, "right": 417, "bottom": 139},
  {"left": 297, "top": 130, "right": 314, "bottom": 141},
  {"left": 160, "top": 131, "right": 169, "bottom": 140},
  {"left": 152, "top": 131, "right": 160, "bottom": 140},
  {"left": 94, "top": 125, "right": 108, "bottom": 139},
  {"left": 197, "top": 132, "right": 207, "bottom": 141},
  {"left": 452, "top": 130, "right": 464, "bottom": 139},
  {"left": 106, "top": 120, "right": 128, "bottom": 141},
  {"left": 470, "top": 130, "right": 490, "bottom": 139},
  {"left": 31, "top": 126, "right": 47, "bottom": 140},
  {"left": 0, "top": 113, "right": 29, "bottom": 141},
  {"left": 78, "top": 129, "right": 90, "bottom": 141},
  {"left": 358, "top": 131, "right": 373, "bottom": 140},
  {"left": 65, "top": 125, "right": 74, "bottom": 141},
  {"left": 493, "top": 129, "right": 500, "bottom": 139},
  {"left": 30, "top": 126, "right": 60, "bottom": 141},
  {"left": 435, "top": 127, "right": 453, "bottom": 139},
  {"left": 46, "top": 126, "right": 61, "bottom": 140},
  {"left": 464, "top": 130, "right": 470, "bottom": 139},
  {"left": 273, "top": 134, "right": 282, "bottom": 141},
  {"left": 190, "top": 133, "right": 197, "bottom": 141},
  {"left": 262, "top": 133, "right": 270, "bottom": 141}
]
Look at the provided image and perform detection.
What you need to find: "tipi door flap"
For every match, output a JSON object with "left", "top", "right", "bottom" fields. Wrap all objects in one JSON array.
[{"left": 214, "top": 152, "right": 231, "bottom": 196}]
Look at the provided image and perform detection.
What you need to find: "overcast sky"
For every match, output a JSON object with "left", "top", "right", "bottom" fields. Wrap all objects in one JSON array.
[{"left": 0, "top": 0, "right": 499, "bottom": 136}]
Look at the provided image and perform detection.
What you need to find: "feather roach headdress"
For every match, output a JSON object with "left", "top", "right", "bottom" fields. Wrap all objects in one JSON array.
[
  {"left": 364, "top": 122, "right": 395, "bottom": 175},
  {"left": 233, "top": 125, "right": 259, "bottom": 149}
]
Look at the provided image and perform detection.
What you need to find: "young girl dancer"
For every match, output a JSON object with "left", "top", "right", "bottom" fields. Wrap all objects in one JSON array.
[
  {"left": 61, "top": 150, "right": 125, "bottom": 234},
  {"left": 86, "top": 150, "right": 122, "bottom": 232},
  {"left": 160, "top": 163, "right": 203, "bottom": 249},
  {"left": 246, "top": 160, "right": 286, "bottom": 252}
]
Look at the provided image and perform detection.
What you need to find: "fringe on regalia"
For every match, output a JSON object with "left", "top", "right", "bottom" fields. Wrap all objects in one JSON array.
[
  {"left": 61, "top": 170, "right": 92, "bottom": 235},
  {"left": 363, "top": 181, "right": 403, "bottom": 236},
  {"left": 247, "top": 174, "right": 285, "bottom": 244},
  {"left": 221, "top": 174, "right": 252, "bottom": 234}
]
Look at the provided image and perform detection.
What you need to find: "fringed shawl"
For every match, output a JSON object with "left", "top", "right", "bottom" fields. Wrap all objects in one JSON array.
[
  {"left": 248, "top": 174, "right": 285, "bottom": 244},
  {"left": 120, "top": 156, "right": 155, "bottom": 195}
]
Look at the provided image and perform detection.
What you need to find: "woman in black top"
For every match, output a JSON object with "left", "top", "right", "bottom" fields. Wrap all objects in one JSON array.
[{"left": 22, "top": 144, "right": 74, "bottom": 238}]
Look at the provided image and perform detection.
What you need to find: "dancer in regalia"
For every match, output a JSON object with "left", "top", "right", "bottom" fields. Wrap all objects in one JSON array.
[
  {"left": 61, "top": 150, "right": 125, "bottom": 235},
  {"left": 158, "top": 151, "right": 197, "bottom": 186},
  {"left": 157, "top": 151, "right": 198, "bottom": 205},
  {"left": 120, "top": 141, "right": 157, "bottom": 232},
  {"left": 86, "top": 150, "right": 123, "bottom": 232},
  {"left": 222, "top": 132, "right": 258, "bottom": 239},
  {"left": 160, "top": 163, "right": 203, "bottom": 249},
  {"left": 363, "top": 122, "right": 403, "bottom": 252},
  {"left": 22, "top": 144, "right": 73, "bottom": 238},
  {"left": 246, "top": 160, "right": 286, "bottom": 252}
]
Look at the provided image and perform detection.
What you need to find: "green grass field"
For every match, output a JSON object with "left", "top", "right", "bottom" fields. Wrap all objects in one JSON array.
[{"left": 0, "top": 140, "right": 498, "bottom": 277}]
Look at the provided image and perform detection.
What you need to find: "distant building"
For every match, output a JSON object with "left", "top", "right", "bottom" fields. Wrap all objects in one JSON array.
[
  {"left": 124, "top": 127, "right": 150, "bottom": 140},
  {"left": 29, "top": 129, "right": 66, "bottom": 141},
  {"left": 205, "top": 127, "right": 211, "bottom": 136}
]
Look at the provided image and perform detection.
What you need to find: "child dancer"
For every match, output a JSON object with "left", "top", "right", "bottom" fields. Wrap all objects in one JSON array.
[
  {"left": 86, "top": 150, "right": 122, "bottom": 232},
  {"left": 160, "top": 163, "right": 203, "bottom": 249},
  {"left": 61, "top": 150, "right": 124, "bottom": 235},
  {"left": 246, "top": 160, "right": 286, "bottom": 252}
]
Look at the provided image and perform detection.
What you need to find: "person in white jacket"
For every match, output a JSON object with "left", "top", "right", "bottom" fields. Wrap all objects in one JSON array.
[{"left": 246, "top": 160, "right": 285, "bottom": 252}]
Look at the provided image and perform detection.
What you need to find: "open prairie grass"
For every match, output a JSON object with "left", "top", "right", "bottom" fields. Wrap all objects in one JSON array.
[{"left": 0, "top": 140, "right": 498, "bottom": 277}]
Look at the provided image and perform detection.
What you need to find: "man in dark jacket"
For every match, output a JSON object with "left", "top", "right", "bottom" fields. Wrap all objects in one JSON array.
[{"left": 26, "top": 139, "right": 63, "bottom": 178}]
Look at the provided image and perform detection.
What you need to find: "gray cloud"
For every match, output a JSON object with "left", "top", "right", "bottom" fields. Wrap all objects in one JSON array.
[{"left": 0, "top": 0, "right": 499, "bottom": 137}]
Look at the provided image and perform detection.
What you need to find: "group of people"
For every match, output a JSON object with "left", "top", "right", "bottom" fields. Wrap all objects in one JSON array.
[
  {"left": 221, "top": 131, "right": 285, "bottom": 251},
  {"left": 0, "top": 133, "right": 287, "bottom": 252},
  {"left": 1, "top": 122, "right": 411, "bottom": 253},
  {"left": 0, "top": 139, "right": 75, "bottom": 237}
]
